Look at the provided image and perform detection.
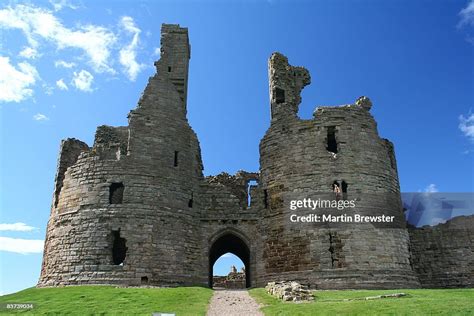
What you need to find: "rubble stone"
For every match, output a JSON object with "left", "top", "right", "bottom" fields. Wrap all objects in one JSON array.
[{"left": 265, "top": 281, "right": 314, "bottom": 301}]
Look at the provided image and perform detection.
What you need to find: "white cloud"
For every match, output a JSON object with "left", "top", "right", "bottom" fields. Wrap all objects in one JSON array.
[
  {"left": 54, "top": 60, "right": 76, "bottom": 68},
  {"left": 49, "top": 0, "right": 78, "bottom": 12},
  {"left": 56, "top": 78, "right": 68, "bottom": 90},
  {"left": 72, "top": 69, "right": 93, "bottom": 92},
  {"left": 0, "top": 4, "right": 147, "bottom": 96},
  {"left": 0, "top": 4, "right": 117, "bottom": 73},
  {"left": 424, "top": 184, "right": 438, "bottom": 193},
  {"left": 19, "top": 46, "right": 38, "bottom": 59},
  {"left": 0, "top": 237, "right": 44, "bottom": 254},
  {"left": 43, "top": 83, "right": 54, "bottom": 95},
  {"left": 153, "top": 47, "right": 161, "bottom": 56},
  {"left": 221, "top": 253, "right": 233, "bottom": 258},
  {"left": 0, "top": 222, "right": 36, "bottom": 231},
  {"left": 119, "top": 16, "right": 144, "bottom": 81},
  {"left": 33, "top": 113, "right": 49, "bottom": 121},
  {"left": 459, "top": 0, "right": 474, "bottom": 27},
  {"left": 0, "top": 56, "right": 39, "bottom": 103},
  {"left": 459, "top": 113, "right": 474, "bottom": 141}
]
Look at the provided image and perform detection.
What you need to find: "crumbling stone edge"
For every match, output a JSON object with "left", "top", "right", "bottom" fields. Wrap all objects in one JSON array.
[
  {"left": 265, "top": 282, "right": 408, "bottom": 303},
  {"left": 265, "top": 281, "right": 314, "bottom": 302}
]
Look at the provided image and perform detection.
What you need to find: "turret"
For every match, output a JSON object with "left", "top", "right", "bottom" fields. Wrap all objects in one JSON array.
[
  {"left": 154, "top": 24, "right": 191, "bottom": 109},
  {"left": 268, "top": 52, "right": 310, "bottom": 121}
]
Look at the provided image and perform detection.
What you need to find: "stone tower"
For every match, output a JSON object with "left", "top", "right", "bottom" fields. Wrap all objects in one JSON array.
[
  {"left": 39, "top": 24, "right": 206, "bottom": 287},
  {"left": 258, "top": 53, "right": 419, "bottom": 288},
  {"left": 39, "top": 24, "right": 472, "bottom": 290}
]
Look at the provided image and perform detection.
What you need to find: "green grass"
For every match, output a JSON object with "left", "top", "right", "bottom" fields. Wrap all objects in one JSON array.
[
  {"left": 249, "top": 288, "right": 474, "bottom": 316},
  {"left": 2, "top": 286, "right": 473, "bottom": 315},
  {"left": 0, "top": 286, "right": 213, "bottom": 315}
]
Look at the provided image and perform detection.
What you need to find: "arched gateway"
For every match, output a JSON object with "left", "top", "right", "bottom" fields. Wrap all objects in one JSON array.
[{"left": 208, "top": 230, "right": 251, "bottom": 288}]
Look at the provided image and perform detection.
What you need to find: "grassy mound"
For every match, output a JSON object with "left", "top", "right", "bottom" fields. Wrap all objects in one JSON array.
[
  {"left": 0, "top": 286, "right": 213, "bottom": 315},
  {"left": 249, "top": 288, "right": 474, "bottom": 315}
]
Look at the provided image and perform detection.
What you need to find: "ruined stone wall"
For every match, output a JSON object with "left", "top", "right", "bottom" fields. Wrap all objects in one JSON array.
[
  {"left": 213, "top": 271, "right": 246, "bottom": 289},
  {"left": 51, "top": 139, "right": 90, "bottom": 210},
  {"left": 198, "top": 172, "right": 262, "bottom": 287},
  {"left": 409, "top": 216, "right": 474, "bottom": 288},
  {"left": 39, "top": 24, "right": 471, "bottom": 291},
  {"left": 39, "top": 24, "right": 207, "bottom": 287},
  {"left": 257, "top": 53, "right": 419, "bottom": 289}
]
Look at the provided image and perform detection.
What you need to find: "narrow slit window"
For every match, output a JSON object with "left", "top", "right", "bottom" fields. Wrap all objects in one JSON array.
[
  {"left": 341, "top": 181, "right": 348, "bottom": 199},
  {"left": 326, "top": 126, "right": 338, "bottom": 154},
  {"left": 188, "top": 192, "right": 194, "bottom": 208},
  {"left": 109, "top": 183, "right": 124, "bottom": 204},
  {"left": 112, "top": 230, "right": 127, "bottom": 265},
  {"left": 263, "top": 189, "right": 269, "bottom": 209},
  {"left": 341, "top": 181, "right": 348, "bottom": 193},
  {"left": 274, "top": 88, "right": 285, "bottom": 104},
  {"left": 168, "top": 66, "right": 172, "bottom": 72},
  {"left": 174, "top": 151, "right": 179, "bottom": 167}
]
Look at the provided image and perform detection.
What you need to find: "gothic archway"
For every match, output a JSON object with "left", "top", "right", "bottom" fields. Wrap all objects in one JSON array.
[{"left": 209, "top": 231, "right": 251, "bottom": 288}]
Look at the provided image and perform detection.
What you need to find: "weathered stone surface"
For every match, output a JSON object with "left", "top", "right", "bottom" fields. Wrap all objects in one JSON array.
[
  {"left": 408, "top": 216, "right": 474, "bottom": 288},
  {"left": 38, "top": 24, "right": 473, "bottom": 290},
  {"left": 258, "top": 52, "right": 420, "bottom": 289},
  {"left": 265, "top": 281, "right": 313, "bottom": 301}
]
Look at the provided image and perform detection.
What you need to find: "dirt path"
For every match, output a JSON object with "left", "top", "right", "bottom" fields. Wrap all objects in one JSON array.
[{"left": 207, "top": 289, "right": 264, "bottom": 316}]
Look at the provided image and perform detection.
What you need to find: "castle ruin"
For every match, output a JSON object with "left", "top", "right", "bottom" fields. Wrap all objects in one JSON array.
[{"left": 38, "top": 24, "right": 473, "bottom": 290}]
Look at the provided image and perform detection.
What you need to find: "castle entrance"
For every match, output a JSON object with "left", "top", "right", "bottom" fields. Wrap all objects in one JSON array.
[{"left": 208, "top": 232, "right": 251, "bottom": 288}]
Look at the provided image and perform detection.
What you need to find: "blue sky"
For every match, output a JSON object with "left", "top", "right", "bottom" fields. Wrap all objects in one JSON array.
[{"left": 0, "top": 0, "right": 473, "bottom": 295}]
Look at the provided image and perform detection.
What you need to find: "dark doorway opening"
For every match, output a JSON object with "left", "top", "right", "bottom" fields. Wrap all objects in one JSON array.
[
  {"left": 326, "top": 126, "right": 338, "bottom": 154},
  {"left": 209, "top": 233, "right": 250, "bottom": 288},
  {"left": 112, "top": 230, "right": 127, "bottom": 265}
]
